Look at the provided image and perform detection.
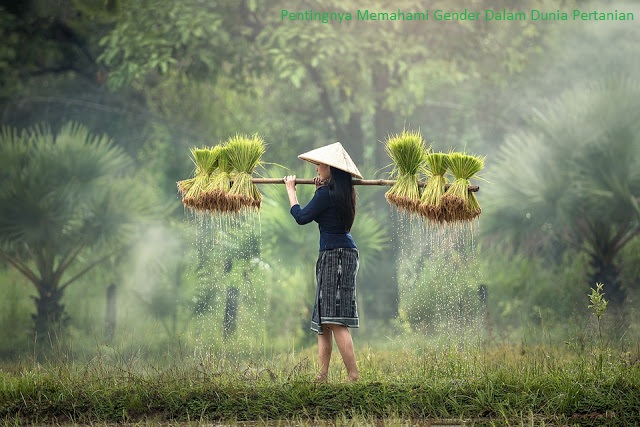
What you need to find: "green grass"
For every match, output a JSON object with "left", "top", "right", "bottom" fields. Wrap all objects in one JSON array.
[{"left": 2, "top": 346, "right": 639, "bottom": 426}]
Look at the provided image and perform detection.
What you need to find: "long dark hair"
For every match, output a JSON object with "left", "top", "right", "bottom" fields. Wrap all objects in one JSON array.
[{"left": 328, "top": 166, "right": 356, "bottom": 232}]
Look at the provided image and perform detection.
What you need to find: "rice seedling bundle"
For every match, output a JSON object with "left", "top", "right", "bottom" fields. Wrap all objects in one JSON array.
[
  {"left": 177, "top": 146, "right": 213, "bottom": 198},
  {"left": 204, "top": 145, "right": 238, "bottom": 213},
  {"left": 180, "top": 146, "right": 221, "bottom": 212},
  {"left": 440, "top": 152, "right": 484, "bottom": 221},
  {"left": 384, "top": 130, "right": 430, "bottom": 214},
  {"left": 418, "top": 152, "right": 450, "bottom": 223},
  {"left": 225, "top": 133, "right": 266, "bottom": 212}
]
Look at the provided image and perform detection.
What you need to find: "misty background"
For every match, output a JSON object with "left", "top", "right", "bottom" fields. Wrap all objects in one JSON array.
[{"left": 1, "top": 0, "right": 639, "bottom": 360}]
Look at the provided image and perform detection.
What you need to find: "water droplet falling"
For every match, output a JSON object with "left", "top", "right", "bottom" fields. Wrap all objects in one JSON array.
[{"left": 185, "top": 209, "right": 269, "bottom": 362}]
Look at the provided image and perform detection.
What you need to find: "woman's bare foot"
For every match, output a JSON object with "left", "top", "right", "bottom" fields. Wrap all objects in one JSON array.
[
  {"left": 314, "top": 373, "right": 328, "bottom": 383},
  {"left": 346, "top": 372, "right": 359, "bottom": 382}
]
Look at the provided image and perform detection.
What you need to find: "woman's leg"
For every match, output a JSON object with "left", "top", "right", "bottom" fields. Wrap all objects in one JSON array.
[
  {"left": 317, "top": 328, "right": 333, "bottom": 381},
  {"left": 327, "top": 324, "right": 359, "bottom": 381}
]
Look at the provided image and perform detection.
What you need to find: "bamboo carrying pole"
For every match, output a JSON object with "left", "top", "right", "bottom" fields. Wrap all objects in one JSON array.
[{"left": 250, "top": 178, "right": 479, "bottom": 192}]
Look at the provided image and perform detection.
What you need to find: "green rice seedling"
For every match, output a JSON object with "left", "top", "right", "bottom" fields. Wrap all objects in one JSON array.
[
  {"left": 205, "top": 144, "right": 238, "bottom": 213},
  {"left": 177, "top": 147, "right": 216, "bottom": 196},
  {"left": 182, "top": 174, "right": 208, "bottom": 211},
  {"left": 384, "top": 129, "right": 430, "bottom": 215},
  {"left": 418, "top": 152, "right": 450, "bottom": 223},
  {"left": 226, "top": 133, "right": 266, "bottom": 212},
  {"left": 192, "top": 146, "right": 219, "bottom": 175},
  {"left": 180, "top": 146, "right": 223, "bottom": 212},
  {"left": 176, "top": 176, "right": 195, "bottom": 197},
  {"left": 441, "top": 152, "right": 485, "bottom": 222},
  {"left": 197, "top": 144, "right": 233, "bottom": 212}
]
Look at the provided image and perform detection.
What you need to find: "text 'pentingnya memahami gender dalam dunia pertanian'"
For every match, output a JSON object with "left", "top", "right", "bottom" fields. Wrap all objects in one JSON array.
[{"left": 280, "top": 8, "right": 634, "bottom": 23}]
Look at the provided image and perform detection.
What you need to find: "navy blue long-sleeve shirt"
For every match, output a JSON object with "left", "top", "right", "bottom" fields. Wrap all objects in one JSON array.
[{"left": 290, "top": 185, "right": 357, "bottom": 251}]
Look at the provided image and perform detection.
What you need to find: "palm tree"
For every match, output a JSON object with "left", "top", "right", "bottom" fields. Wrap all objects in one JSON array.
[
  {"left": 0, "top": 122, "right": 156, "bottom": 343},
  {"left": 484, "top": 77, "right": 640, "bottom": 309}
]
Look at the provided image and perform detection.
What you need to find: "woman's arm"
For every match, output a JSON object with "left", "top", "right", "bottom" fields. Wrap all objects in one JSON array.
[
  {"left": 284, "top": 175, "right": 299, "bottom": 208},
  {"left": 285, "top": 176, "right": 330, "bottom": 225}
]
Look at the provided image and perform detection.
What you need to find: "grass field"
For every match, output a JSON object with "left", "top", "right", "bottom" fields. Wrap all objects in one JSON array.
[{"left": 2, "top": 341, "right": 639, "bottom": 427}]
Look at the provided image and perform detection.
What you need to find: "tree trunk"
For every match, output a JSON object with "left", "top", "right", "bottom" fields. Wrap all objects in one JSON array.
[
  {"left": 337, "top": 112, "right": 365, "bottom": 166},
  {"left": 105, "top": 283, "right": 117, "bottom": 341},
  {"left": 223, "top": 286, "right": 239, "bottom": 340},
  {"left": 373, "top": 66, "right": 395, "bottom": 168},
  {"left": 32, "top": 283, "right": 68, "bottom": 343},
  {"left": 367, "top": 101, "right": 401, "bottom": 321},
  {"left": 221, "top": 258, "right": 238, "bottom": 340},
  {"left": 369, "top": 66, "right": 401, "bottom": 322},
  {"left": 589, "top": 256, "right": 625, "bottom": 309}
]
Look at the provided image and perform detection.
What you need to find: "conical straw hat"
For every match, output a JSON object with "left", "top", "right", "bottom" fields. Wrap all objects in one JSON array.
[{"left": 298, "top": 142, "right": 363, "bottom": 179}]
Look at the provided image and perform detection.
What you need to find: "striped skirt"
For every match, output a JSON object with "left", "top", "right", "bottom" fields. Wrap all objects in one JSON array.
[{"left": 311, "top": 248, "right": 359, "bottom": 334}]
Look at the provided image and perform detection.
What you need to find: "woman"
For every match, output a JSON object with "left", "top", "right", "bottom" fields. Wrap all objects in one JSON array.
[{"left": 283, "top": 142, "right": 363, "bottom": 383}]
